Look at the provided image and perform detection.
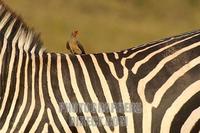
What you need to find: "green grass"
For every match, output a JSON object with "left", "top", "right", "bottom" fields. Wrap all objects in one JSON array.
[{"left": 5, "top": 0, "right": 200, "bottom": 53}]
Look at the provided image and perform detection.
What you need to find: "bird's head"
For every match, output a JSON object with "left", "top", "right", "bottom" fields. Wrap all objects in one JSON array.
[{"left": 71, "top": 30, "right": 79, "bottom": 38}]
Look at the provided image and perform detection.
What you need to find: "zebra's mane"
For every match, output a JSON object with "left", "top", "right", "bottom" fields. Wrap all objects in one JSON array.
[{"left": 0, "top": 0, "right": 44, "bottom": 53}]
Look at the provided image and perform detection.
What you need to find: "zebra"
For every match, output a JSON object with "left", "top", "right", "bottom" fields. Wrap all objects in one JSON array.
[{"left": 0, "top": 1, "right": 200, "bottom": 133}]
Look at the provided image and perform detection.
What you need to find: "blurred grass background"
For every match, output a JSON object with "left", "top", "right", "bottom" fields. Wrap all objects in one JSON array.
[{"left": 5, "top": 0, "right": 200, "bottom": 53}]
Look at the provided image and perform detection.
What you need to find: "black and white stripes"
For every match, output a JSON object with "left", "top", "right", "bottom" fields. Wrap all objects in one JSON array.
[{"left": 0, "top": 1, "right": 200, "bottom": 133}]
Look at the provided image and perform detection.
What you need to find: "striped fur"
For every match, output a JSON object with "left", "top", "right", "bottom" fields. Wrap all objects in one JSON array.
[{"left": 0, "top": 1, "right": 200, "bottom": 133}]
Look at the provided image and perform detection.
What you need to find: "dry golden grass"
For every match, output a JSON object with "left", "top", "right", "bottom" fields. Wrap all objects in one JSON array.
[{"left": 5, "top": 0, "right": 200, "bottom": 53}]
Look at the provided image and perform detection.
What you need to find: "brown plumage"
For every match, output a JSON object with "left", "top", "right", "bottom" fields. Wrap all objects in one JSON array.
[{"left": 66, "top": 30, "right": 85, "bottom": 54}]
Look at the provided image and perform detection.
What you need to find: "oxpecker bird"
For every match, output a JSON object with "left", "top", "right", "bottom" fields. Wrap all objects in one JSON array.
[{"left": 66, "top": 30, "right": 86, "bottom": 54}]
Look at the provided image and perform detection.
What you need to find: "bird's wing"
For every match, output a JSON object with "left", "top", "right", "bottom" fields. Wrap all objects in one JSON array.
[
  {"left": 66, "top": 42, "right": 70, "bottom": 50},
  {"left": 77, "top": 41, "right": 86, "bottom": 54},
  {"left": 66, "top": 42, "right": 73, "bottom": 54}
]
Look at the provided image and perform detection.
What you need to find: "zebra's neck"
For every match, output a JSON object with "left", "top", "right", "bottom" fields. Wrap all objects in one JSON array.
[{"left": 0, "top": 1, "right": 45, "bottom": 104}]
